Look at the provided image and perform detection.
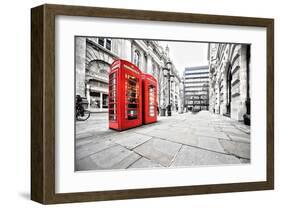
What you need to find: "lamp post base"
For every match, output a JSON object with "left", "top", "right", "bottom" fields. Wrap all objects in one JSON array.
[{"left": 167, "top": 105, "right": 172, "bottom": 116}]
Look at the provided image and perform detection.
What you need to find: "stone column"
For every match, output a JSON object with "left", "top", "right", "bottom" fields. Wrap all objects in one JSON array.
[
  {"left": 123, "top": 39, "right": 132, "bottom": 61},
  {"left": 100, "top": 93, "right": 103, "bottom": 111},
  {"left": 221, "top": 67, "right": 228, "bottom": 115},
  {"left": 146, "top": 44, "right": 154, "bottom": 74},
  {"left": 238, "top": 45, "right": 248, "bottom": 120},
  {"left": 146, "top": 54, "right": 152, "bottom": 74},
  {"left": 215, "top": 82, "right": 220, "bottom": 114},
  {"left": 86, "top": 84, "right": 90, "bottom": 110},
  {"left": 75, "top": 37, "right": 86, "bottom": 97}
]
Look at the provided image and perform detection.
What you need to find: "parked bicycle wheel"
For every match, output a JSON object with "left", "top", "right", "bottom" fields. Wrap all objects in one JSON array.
[{"left": 76, "top": 110, "right": 91, "bottom": 121}]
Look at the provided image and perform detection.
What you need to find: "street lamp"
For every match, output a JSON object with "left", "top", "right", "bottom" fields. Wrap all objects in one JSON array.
[{"left": 163, "top": 60, "right": 174, "bottom": 116}]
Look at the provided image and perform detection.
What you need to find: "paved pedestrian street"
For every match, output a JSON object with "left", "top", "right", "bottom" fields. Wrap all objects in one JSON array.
[{"left": 75, "top": 111, "right": 250, "bottom": 171}]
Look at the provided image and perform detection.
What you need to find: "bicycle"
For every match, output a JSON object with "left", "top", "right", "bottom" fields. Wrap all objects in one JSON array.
[{"left": 76, "top": 95, "right": 91, "bottom": 121}]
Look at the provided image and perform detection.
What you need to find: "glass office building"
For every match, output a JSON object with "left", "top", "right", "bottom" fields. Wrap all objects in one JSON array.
[{"left": 183, "top": 66, "right": 209, "bottom": 111}]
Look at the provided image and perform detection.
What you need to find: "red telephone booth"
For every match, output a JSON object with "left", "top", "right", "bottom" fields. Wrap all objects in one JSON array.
[
  {"left": 108, "top": 59, "right": 143, "bottom": 131},
  {"left": 142, "top": 73, "right": 158, "bottom": 124}
]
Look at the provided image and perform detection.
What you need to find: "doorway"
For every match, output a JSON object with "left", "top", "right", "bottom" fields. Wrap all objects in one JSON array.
[{"left": 226, "top": 66, "right": 232, "bottom": 117}]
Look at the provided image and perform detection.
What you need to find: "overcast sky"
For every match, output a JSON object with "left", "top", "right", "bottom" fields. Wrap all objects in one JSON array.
[{"left": 159, "top": 41, "right": 209, "bottom": 76}]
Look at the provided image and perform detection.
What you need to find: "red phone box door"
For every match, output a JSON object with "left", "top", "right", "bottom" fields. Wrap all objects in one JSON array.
[
  {"left": 142, "top": 73, "right": 158, "bottom": 124},
  {"left": 108, "top": 60, "right": 143, "bottom": 131}
]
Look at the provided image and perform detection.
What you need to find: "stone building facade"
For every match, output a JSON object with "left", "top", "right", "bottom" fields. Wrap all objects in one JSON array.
[
  {"left": 208, "top": 43, "right": 251, "bottom": 121},
  {"left": 75, "top": 37, "right": 182, "bottom": 112}
]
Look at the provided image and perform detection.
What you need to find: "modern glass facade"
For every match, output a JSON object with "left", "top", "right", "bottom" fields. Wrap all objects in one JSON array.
[{"left": 183, "top": 66, "right": 209, "bottom": 111}]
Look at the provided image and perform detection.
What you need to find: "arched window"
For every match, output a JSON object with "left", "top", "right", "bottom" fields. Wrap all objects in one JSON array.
[
  {"left": 133, "top": 50, "right": 141, "bottom": 68},
  {"left": 88, "top": 60, "right": 110, "bottom": 79}
]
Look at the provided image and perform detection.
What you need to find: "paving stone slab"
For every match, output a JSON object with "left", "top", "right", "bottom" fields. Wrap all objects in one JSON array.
[
  {"left": 162, "top": 126, "right": 194, "bottom": 134},
  {"left": 134, "top": 138, "right": 182, "bottom": 167},
  {"left": 168, "top": 133, "right": 199, "bottom": 146},
  {"left": 240, "top": 158, "right": 251, "bottom": 163},
  {"left": 76, "top": 132, "right": 96, "bottom": 140},
  {"left": 133, "top": 125, "right": 160, "bottom": 134},
  {"left": 197, "top": 136, "right": 226, "bottom": 153},
  {"left": 113, "top": 133, "right": 152, "bottom": 149},
  {"left": 219, "top": 139, "right": 250, "bottom": 159},
  {"left": 112, "top": 153, "right": 142, "bottom": 169},
  {"left": 129, "top": 157, "right": 163, "bottom": 169},
  {"left": 144, "top": 129, "right": 199, "bottom": 146},
  {"left": 78, "top": 145, "right": 138, "bottom": 170},
  {"left": 172, "top": 145, "right": 241, "bottom": 167},
  {"left": 170, "top": 123, "right": 194, "bottom": 128},
  {"left": 211, "top": 124, "right": 233, "bottom": 128},
  {"left": 220, "top": 127, "right": 247, "bottom": 135},
  {"left": 234, "top": 124, "right": 251, "bottom": 134},
  {"left": 227, "top": 134, "right": 250, "bottom": 143},
  {"left": 194, "top": 130, "right": 230, "bottom": 140},
  {"left": 76, "top": 130, "right": 118, "bottom": 142},
  {"left": 76, "top": 140, "right": 116, "bottom": 160},
  {"left": 76, "top": 157, "right": 98, "bottom": 171},
  {"left": 77, "top": 151, "right": 141, "bottom": 171},
  {"left": 224, "top": 131, "right": 250, "bottom": 139},
  {"left": 191, "top": 127, "right": 216, "bottom": 133},
  {"left": 75, "top": 138, "right": 93, "bottom": 148}
]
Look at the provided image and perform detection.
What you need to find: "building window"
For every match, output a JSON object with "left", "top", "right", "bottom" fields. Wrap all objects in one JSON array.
[
  {"left": 106, "top": 39, "right": 111, "bottom": 51},
  {"left": 133, "top": 50, "right": 141, "bottom": 68},
  {"left": 97, "top": 38, "right": 112, "bottom": 51},
  {"left": 98, "top": 38, "right": 105, "bottom": 46}
]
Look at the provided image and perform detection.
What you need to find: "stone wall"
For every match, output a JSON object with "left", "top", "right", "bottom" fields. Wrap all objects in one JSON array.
[{"left": 208, "top": 43, "right": 250, "bottom": 121}]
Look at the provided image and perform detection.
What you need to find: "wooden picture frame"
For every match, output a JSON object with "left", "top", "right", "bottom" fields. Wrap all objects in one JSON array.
[{"left": 31, "top": 4, "right": 274, "bottom": 204}]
